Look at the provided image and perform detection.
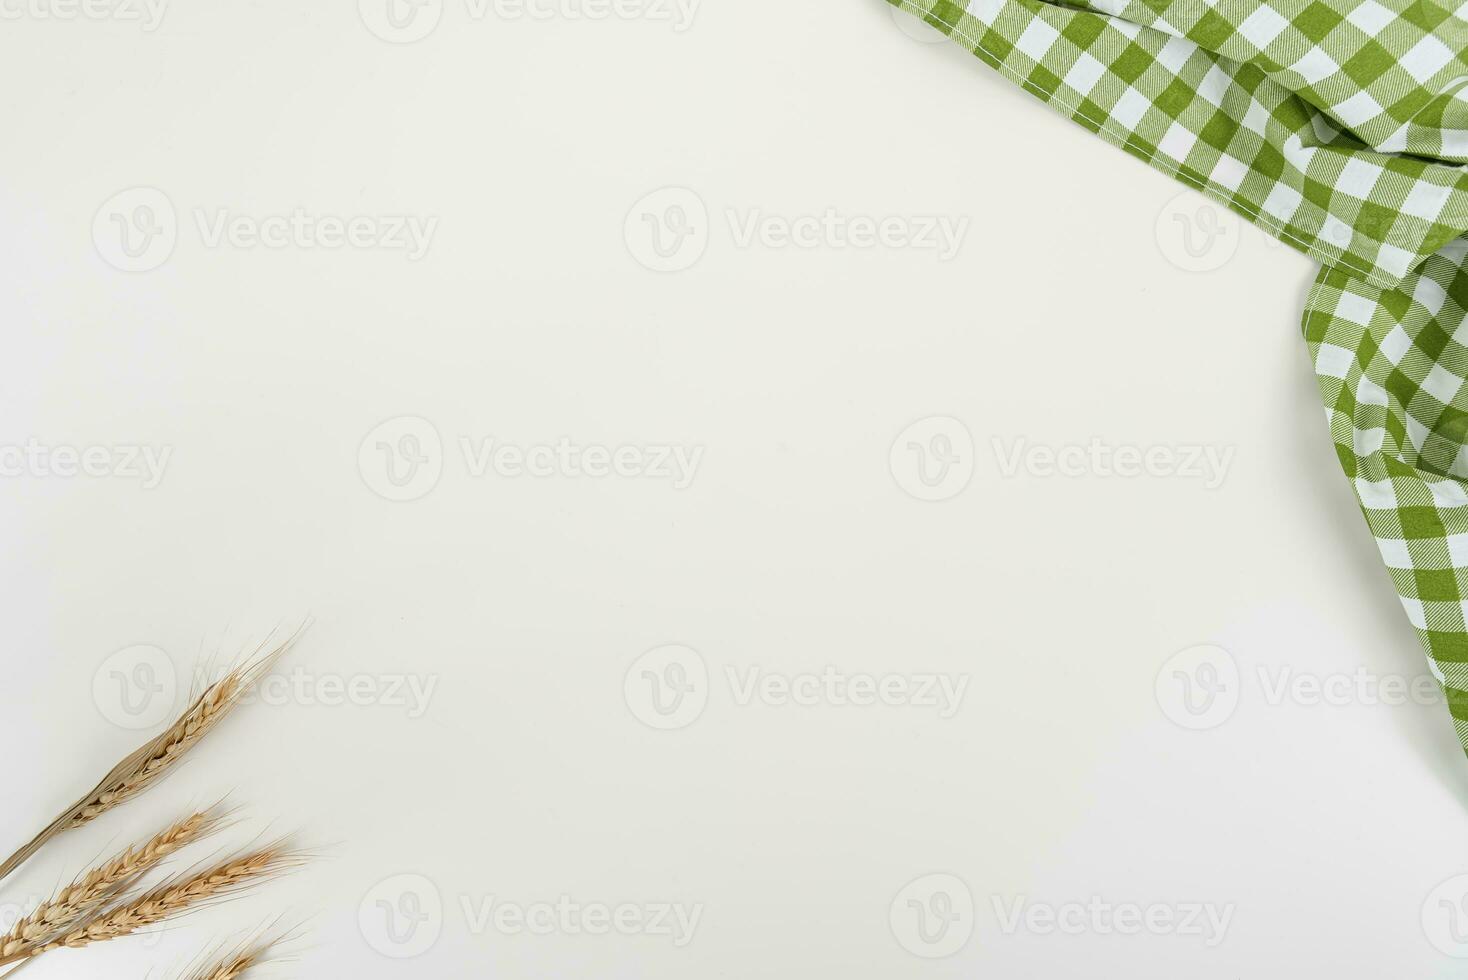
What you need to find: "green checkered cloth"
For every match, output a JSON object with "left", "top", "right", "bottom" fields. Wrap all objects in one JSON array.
[{"left": 887, "top": 0, "right": 1468, "bottom": 751}]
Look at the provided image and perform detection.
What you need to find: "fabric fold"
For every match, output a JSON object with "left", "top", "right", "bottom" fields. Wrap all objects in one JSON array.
[
  {"left": 889, "top": 0, "right": 1468, "bottom": 759},
  {"left": 891, "top": 0, "right": 1468, "bottom": 287},
  {"left": 1069, "top": 0, "right": 1468, "bottom": 161},
  {"left": 1304, "top": 249, "right": 1468, "bottom": 745}
]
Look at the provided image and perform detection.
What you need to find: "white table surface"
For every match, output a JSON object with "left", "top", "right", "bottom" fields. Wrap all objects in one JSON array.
[{"left": 3, "top": 0, "right": 1467, "bottom": 976}]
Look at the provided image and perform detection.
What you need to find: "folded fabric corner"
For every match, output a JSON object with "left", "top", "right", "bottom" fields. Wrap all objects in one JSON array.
[
  {"left": 889, "top": 0, "right": 1468, "bottom": 759},
  {"left": 889, "top": 0, "right": 1468, "bottom": 288}
]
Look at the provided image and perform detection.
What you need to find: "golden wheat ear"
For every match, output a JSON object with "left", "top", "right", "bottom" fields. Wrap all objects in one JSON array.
[
  {"left": 179, "top": 921, "right": 299, "bottom": 980},
  {"left": 0, "top": 838, "right": 306, "bottom": 968},
  {"left": 0, "top": 631, "right": 301, "bottom": 884},
  {"left": 0, "top": 805, "right": 229, "bottom": 962},
  {"left": 186, "top": 943, "right": 270, "bottom": 980}
]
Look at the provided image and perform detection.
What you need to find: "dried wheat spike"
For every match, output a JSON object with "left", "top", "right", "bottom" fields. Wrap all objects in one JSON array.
[
  {"left": 0, "top": 841, "right": 303, "bottom": 967},
  {"left": 182, "top": 932, "right": 287, "bottom": 980},
  {"left": 0, "top": 807, "right": 224, "bottom": 960},
  {"left": 0, "top": 632, "right": 299, "bottom": 883}
]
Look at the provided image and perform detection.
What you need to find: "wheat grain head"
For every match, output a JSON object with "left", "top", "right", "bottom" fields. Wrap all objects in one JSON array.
[
  {"left": 0, "top": 840, "right": 304, "bottom": 966},
  {"left": 0, "top": 806, "right": 226, "bottom": 960},
  {"left": 0, "top": 631, "right": 300, "bottom": 883}
]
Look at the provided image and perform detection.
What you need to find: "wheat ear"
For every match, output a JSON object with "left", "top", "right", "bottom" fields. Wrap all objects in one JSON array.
[
  {"left": 190, "top": 946, "right": 267, "bottom": 980},
  {"left": 0, "top": 841, "right": 303, "bottom": 967},
  {"left": 0, "top": 635, "right": 297, "bottom": 884},
  {"left": 0, "top": 807, "right": 225, "bottom": 961},
  {"left": 182, "top": 931, "right": 288, "bottom": 980}
]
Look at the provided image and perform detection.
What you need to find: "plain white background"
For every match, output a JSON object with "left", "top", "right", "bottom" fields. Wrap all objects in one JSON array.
[{"left": 3, "top": 0, "right": 1468, "bottom": 976}]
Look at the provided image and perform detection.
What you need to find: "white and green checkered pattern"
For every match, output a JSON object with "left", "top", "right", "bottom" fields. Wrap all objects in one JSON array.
[
  {"left": 1304, "top": 252, "right": 1468, "bottom": 743},
  {"left": 889, "top": 0, "right": 1468, "bottom": 750},
  {"left": 1072, "top": 0, "right": 1468, "bottom": 159}
]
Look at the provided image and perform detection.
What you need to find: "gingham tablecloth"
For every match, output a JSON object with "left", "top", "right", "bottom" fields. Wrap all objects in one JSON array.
[{"left": 887, "top": 0, "right": 1468, "bottom": 753}]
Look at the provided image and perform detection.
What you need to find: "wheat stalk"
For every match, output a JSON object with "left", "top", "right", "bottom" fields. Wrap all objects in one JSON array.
[
  {"left": 0, "top": 807, "right": 225, "bottom": 961},
  {"left": 181, "top": 930, "right": 288, "bottom": 980},
  {"left": 0, "top": 635, "right": 298, "bottom": 884},
  {"left": 190, "top": 946, "right": 267, "bottom": 980},
  {"left": 0, "top": 842, "right": 303, "bottom": 967}
]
